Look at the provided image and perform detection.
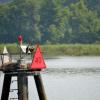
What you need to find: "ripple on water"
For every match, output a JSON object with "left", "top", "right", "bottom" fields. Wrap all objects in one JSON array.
[{"left": 42, "top": 68, "right": 100, "bottom": 76}]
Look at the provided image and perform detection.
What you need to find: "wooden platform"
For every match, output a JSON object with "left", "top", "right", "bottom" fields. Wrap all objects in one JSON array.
[{"left": 0, "top": 62, "right": 18, "bottom": 71}]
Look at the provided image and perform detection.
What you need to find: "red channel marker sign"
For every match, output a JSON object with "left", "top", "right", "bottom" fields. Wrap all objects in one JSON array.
[{"left": 30, "top": 45, "right": 46, "bottom": 69}]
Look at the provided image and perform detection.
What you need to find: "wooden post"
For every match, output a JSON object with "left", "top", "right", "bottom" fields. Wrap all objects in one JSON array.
[
  {"left": 0, "top": 54, "right": 4, "bottom": 65},
  {"left": 17, "top": 74, "right": 28, "bottom": 100},
  {"left": 1, "top": 74, "right": 12, "bottom": 100},
  {"left": 34, "top": 74, "right": 47, "bottom": 100}
]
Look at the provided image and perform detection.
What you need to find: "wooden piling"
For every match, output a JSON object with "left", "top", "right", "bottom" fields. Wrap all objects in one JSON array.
[
  {"left": 34, "top": 74, "right": 47, "bottom": 100},
  {"left": 1, "top": 74, "right": 12, "bottom": 100},
  {"left": 17, "top": 74, "right": 28, "bottom": 100}
]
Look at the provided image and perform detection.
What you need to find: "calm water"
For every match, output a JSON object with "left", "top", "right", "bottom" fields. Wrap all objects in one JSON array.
[{"left": 0, "top": 56, "right": 100, "bottom": 100}]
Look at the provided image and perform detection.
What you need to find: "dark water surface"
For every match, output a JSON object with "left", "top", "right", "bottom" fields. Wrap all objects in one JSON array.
[{"left": 0, "top": 56, "right": 100, "bottom": 100}]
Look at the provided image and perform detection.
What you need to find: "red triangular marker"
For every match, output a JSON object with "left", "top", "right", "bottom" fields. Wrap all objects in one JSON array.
[{"left": 30, "top": 45, "right": 46, "bottom": 69}]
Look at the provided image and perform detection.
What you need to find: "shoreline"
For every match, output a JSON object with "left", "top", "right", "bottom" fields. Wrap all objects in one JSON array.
[{"left": 0, "top": 44, "right": 100, "bottom": 56}]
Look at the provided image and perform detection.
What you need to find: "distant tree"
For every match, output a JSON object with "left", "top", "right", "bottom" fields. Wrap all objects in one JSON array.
[{"left": 0, "top": 0, "right": 100, "bottom": 44}]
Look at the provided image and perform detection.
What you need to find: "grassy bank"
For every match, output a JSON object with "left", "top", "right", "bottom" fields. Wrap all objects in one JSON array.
[
  {"left": 0, "top": 44, "right": 100, "bottom": 56},
  {"left": 0, "top": 44, "right": 20, "bottom": 54},
  {"left": 41, "top": 44, "right": 100, "bottom": 56}
]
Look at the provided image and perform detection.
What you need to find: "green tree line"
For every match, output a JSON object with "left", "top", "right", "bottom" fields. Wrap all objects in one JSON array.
[{"left": 0, "top": 0, "right": 100, "bottom": 44}]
